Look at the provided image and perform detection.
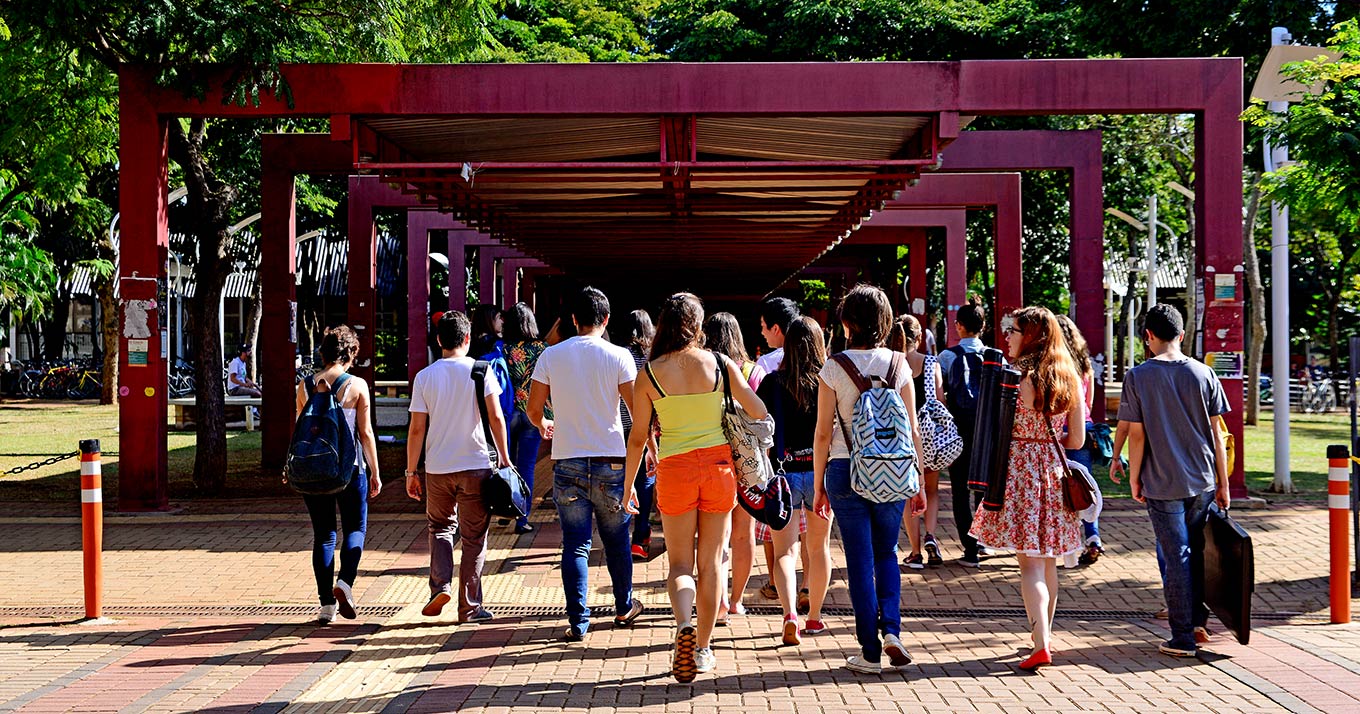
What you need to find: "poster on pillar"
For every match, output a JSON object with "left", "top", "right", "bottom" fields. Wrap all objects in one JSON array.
[{"left": 120, "top": 276, "right": 160, "bottom": 378}]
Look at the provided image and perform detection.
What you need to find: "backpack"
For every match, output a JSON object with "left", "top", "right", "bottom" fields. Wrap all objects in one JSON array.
[
  {"left": 471, "top": 360, "right": 532, "bottom": 520},
  {"left": 829, "top": 352, "right": 921, "bottom": 503},
  {"left": 916, "top": 354, "right": 964, "bottom": 471},
  {"left": 480, "top": 343, "right": 517, "bottom": 420},
  {"left": 944, "top": 344, "right": 985, "bottom": 416},
  {"left": 286, "top": 373, "right": 358, "bottom": 496},
  {"left": 1087, "top": 422, "right": 1114, "bottom": 467}
]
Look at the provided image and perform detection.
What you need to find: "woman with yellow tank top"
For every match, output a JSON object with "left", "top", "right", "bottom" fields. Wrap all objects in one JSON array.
[{"left": 624, "top": 293, "right": 768, "bottom": 683}]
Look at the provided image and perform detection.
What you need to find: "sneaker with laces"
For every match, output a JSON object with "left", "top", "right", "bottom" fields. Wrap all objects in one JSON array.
[
  {"left": 615, "top": 597, "right": 644, "bottom": 627},
  {"left": 801, "top": 619, "right": 828, "bottom": 635},
  {"left": 332, "top": 580, "right": 357, "bottom": 620},
  {"left": 845, "top": 655, "right": 882, "bottom": 674},
  {"left": 695, "top": 647, "right": 716, "bottom": 674},
  {"left": 422, "top": 592, "right": 451, "bottom": 617},
  {"left": 883, "top": 634, "right": 912, "bottom": 667},
  {"left": 923, "top": 535, "right": 943, "bottom": 566},
  {"left": 782, "top": 614, "right": 802, "bottom": 646},
  {"left": 904, "top": 553, "right": 925, "bottom": 570},
  {"left": 631, "top": 541, "right": 649, "bottom": 560},
  {"left": 672, "top": 624, "right": 699, "bottom": 682},
  {"left": 316, "top": 604, "right": 337, "bottom": 624},
  {"left": 958, "top": 553, "right": 981, "bottom": 568},
  {"left": 460, "top": 607, "right": 495, "bottom": 624},
  {"left": 1159, "top": 641, "right": 1198, "bottom": 658}
]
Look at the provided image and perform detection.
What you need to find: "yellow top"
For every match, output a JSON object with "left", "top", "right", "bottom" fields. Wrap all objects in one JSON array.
[{"left": 647, "top": 363, "right": 728, "bottom": 460}]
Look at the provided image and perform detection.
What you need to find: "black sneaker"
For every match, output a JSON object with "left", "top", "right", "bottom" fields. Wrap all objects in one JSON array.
[
  {"left": 904, "top": 553, "right": 925, "bottom": 570},
  {"left": 958, "top": 552, "right": 980, "bottom": 568},
  {"left": 1159, "top": 641, "right": 1198, "bottom": 658},
  {"left": 923, "top": 535, "right": 943, "bottom": 567}
]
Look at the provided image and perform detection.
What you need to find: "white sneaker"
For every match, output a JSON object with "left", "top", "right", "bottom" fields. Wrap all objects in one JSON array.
[
  {"left": 695, "top": 647, "right": 717, "bottom": 674},
  {"left": 333, "top": 580, "right": 357, "bottom": 619},
  {"left": 317, "top": 604, "right": 337, "bottom": 624},
  {"left": 845, "top": 655, "right": 882, "bottom": 674},
  {"left": 883, "top": 634, "right": 912, "bottom": 667}
]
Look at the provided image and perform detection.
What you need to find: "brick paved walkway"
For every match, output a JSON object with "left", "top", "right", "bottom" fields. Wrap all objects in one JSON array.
[{"left": 0, "top": 489, "right": 1357, "bottom": 713}]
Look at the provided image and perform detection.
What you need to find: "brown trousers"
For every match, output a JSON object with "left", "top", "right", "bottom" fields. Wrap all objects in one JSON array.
[{"left": 426, "top": 469, "right": 491, "bottom": 620}]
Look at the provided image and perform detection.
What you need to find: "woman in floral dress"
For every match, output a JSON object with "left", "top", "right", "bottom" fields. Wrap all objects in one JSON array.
[
  {"left": 970, "top": 306, "right": 1085, "bottom": 671},
  {"left": 503, "top": 303, "right": 547, "bottom": 534}
]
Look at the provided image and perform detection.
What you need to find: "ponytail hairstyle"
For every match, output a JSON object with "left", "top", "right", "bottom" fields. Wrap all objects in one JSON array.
[
  {"left": 1008, "top": 306, "right": 1080, "bottom": 416},
  {"left": 650, "top": 293, "right": 705, "bottom": 360},
  {"left": 886, "top": 314, "right": 923, "bottom": 353}
]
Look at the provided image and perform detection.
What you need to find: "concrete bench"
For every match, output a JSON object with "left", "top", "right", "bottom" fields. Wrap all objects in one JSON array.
[{"left": 168, "top": 396, "right": 260, "bottom": 431}]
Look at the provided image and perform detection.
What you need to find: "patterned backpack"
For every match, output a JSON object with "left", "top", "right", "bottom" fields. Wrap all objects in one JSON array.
[
  {"left": 830, "top": 352, "right": 921, "bottom": 503},
  {"left": 917, "top": 354, "right": 964, "bottom": 471}
]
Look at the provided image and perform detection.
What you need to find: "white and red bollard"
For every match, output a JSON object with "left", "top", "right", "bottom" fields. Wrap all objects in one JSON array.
[
  {"left": 1327, "top": 444, "right": 1351, "bottom": 624},
  {"left": 80, "top": 439, "right": 103, "bottom": 620}
]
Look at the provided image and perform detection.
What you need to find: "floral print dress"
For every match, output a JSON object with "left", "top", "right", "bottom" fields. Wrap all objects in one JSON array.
[{"left": 969, "top": 405, "right": 1082, "bottom": 558}]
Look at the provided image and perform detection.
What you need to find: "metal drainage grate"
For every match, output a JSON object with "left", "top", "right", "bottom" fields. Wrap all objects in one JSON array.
[
  {"left": 478, "top": 604, "right": 1327, "bottom": 623},
  {"left": 0, "top": 604, "right": 407, "bottom": 619}
]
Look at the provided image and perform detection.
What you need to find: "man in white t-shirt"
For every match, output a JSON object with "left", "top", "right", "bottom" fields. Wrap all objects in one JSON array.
[
  {"left": 227, "top": 345, "right": 262, "bottom": 397},
  {"left": 528, "top": 286, "right": 645, "bottom": 641},
  {"left": 405, "top": 311, "right": 510, "bottom": 624},
  {"left": 754, "top": 297, "right": 800, "bottom": 385}
]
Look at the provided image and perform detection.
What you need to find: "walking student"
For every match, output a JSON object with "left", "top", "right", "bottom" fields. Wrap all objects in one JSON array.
[
  {"left": 889, "top": 315, "right": 946, "bottom": 569},
  {"left": 813, "top": 284, "right": 926, "bottom": 674},
  {"left": 756, "top": 315, "right": 834, "bottom": 643},
  {"left": 937, "top": 300, "right": 987, "bottom": 567},
  {"left": 405, "top": 312, "right": 508, "bottom": 623},
  {"left": 1054, "top": 314, "right": 1105, "bottom": 564},
  {"left": 1119, "top": 304, "right": 1230, "bottom": 658},
  {"left": 755, "top": 297, "right": 800, "bottom": 380},
  {"left": 503, "top": 302, "right": 548, "bottom": 534},
  {"left": 615, "top": 309, "right": 659, "bottom": 559},
  {"left": 625, "top": 293, "right": 768, "bottom": 682},
  {"left": 294, "top": 326, "right": 381, "bottom": 624},
  {"left": 969, "top": 307, "right": 1085, "bottom": 671},
  {"left": 528, "top": 286, "right": 645, "bottom": 642}
]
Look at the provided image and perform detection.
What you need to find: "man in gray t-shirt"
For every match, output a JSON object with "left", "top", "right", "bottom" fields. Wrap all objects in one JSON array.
[{"left": 1117, "top": 304, "right": 1230, "bottom": 658}]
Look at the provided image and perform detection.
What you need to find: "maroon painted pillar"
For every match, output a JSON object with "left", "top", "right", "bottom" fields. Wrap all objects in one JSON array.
[
  {"left": 406, "top": 211, "right": 435, "bottom": 385},
  {"left": 347, "top": 177, "right": 378, "bottom": 386},
  {"left": 116, "top": 71, "right": 171, "bottom": 511},
  {"left": 503, "top": 258, "right": 545, "bottom": 310},
  {"left": 1071, "top": 146, "right": 1107, "bottom": 421},
  {"left": 943, "top": 213, "right": 967, "bottom": 348},
  {"left": 260, "top": 167, "right": 299, "bottom": 469},
  {"left": 478, "top": 247, "right": 498, "bottom": 307},
  {"left": 448, "top": 229, "right": 475, "bottom": 313},
  {"left": 906, "top": 228, "right": 928, "bottom": 321},
  {"left": 993, "top": 175, "right": 1024, "bottom": 336},
  {"left": 1196, "top": 79, "right": 1247, "bottom": 496}
]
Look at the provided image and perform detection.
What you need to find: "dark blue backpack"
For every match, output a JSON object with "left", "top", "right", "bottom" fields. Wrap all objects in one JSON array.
[
  {"left": 480, "top": 343, "right": 517, "bottom": 420},
  {"left": 944, "top": 344, "right": 985, "bottom": 415},
  {"left": 286, "top": 373, "right": 358, "bottom": 495}
]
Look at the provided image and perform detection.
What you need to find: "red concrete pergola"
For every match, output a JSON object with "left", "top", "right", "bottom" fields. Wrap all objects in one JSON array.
[{"left": 118, "top": 60, "right": 1246, "bottom": 510}]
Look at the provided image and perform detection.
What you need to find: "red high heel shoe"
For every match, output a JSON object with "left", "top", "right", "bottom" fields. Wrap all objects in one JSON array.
[{"left": 1018, "top": 648, "right": 1052, "bottom": 671}]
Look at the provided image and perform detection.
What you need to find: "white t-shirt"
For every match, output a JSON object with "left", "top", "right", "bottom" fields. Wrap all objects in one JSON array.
[
  {"left": 409, "top": 356, "right": 502, "bottom": 474},
  {"left": 228, "top": 357, "right": 249, "bottom": 386},
  {"left": 755, "top": 348, "right": 784, "bottom": 377},
  {"left": 818, "top": 348, "right": 913, "bottom": 459},
  {"left": 531, "top": 335, "right": 637, "bottom": 459}
]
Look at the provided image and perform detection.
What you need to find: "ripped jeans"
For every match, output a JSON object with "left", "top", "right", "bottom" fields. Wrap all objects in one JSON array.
[{"left": 553, "top": 457, "right": 635, "bottom": 634}]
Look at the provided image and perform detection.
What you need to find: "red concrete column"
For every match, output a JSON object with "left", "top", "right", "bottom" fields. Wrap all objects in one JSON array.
[
  {"left": 1071, "top": 147, "right": 1107, "bottom": 421},
  {"left": 260, "top": 167, "right": 298, "bottom": 469},
  {"left": 447, "top": 229, "right": 474, "bottom": 312},
  {"left": 993, "top": 174, "right": 1024, "bottom": 336},
  {"left": 906, "top": 228, "right": 928, "bottom": 322},
  {"left": 478, "top": 247, "right": 498, "bottom": 307},
  {"left": 1196, "top": 84, "right": 1247, "bottom": 496},
  {"left": 943, "top": 212, "right": 967, "bottom": 348},
  {"left": 503, "top": 258, "right": 545, "bottom": 310},
  {"left": 406, "top": 211, "right": 433, "bottom": 385},
  {"left": 116, "top": 75, "right": 170, "bottom": 511},
  {"left": 346, "top": 177, "right": 378, "bottom": 386}
]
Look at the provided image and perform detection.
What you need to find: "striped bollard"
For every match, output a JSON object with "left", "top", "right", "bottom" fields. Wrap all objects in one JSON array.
[
  {"left": 1328, "top": 444, "right": 1351, "bottom": 624},
  {"left": 80, "top": 439, "right": 103, "bottom": 620}
]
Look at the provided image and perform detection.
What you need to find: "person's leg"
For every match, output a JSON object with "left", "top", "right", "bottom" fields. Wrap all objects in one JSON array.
[
  {"left": 554, "top": 459, "right": 594, "bottom": 634},
  {"left": 869, "top": 499, "right": 907, "bottom": 641},
  {"left": 904, "top": 505, "right": 922, "bottom": 560},
  {"left": 1067, "top": 445, "right": 1102, "bottom": 547},
  {"left": 454, "top": 470, "right": 492, "bottom": 620},
  {"left": 425, "top": 474, "right": 458, "bottom": 600},
  {"left": 771, "top": 521, "right": 801, "bottom": 617},
  {"left": 632, "top": 464, "right": 655, "bottom": 547},
  {"left": 1044, "top": 558, "right": 1059, "bottom": 643},
  {"left": 1146, "top": 497, "right": 1197, "bottom": 651},
  {"left": 761, "top": 538, "right": 777, "bottom": 593},
  {"left": 662, "top": 510, "right": 699, "bottom": 625},
  {"left": 588, "top": 460, "right": 635, "bottom": 617},
  {"left": 302, "top": 493, "right": 338, "bottom": 605},
  {"left": 1017, "top": 554, "right": 1054, "bottom": 651},
  {"left": 694, "top": 509, "right": 730, "bottom": 650},
  {"left": 950, "top": 424, "right": 978, "bottom": 560},
  {"left": 923, "top": 469, "right": 940, "bottom": 541},
  {"left": 509, "top": 413, "right": 541, "bottom": 530},
  {"left": 334, "top": 468, "right": 368, "bottom": 589},
  {"left": 728, "top": 506, "right": 755, "bottom": 611},
  {"left": 1185, "top": 491, "right": 1214, "bottom": 629},
  {"left": 825, "top": 459, "right": 881, "bottom": 663},
  {"left": 805, "top": 508, "right": 834, "bottom": 624}
]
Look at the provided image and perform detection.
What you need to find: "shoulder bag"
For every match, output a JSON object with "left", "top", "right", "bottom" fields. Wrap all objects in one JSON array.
[{"left": 1045, "top": 414, "right": 1096, "bottom": 513}]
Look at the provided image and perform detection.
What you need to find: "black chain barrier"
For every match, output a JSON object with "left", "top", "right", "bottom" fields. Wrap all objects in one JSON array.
[{"left": 1, "top": 451, "right": 117, "bottom": 476}]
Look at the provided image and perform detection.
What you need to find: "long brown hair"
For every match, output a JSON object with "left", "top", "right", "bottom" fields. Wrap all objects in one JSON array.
[
  {"left": 703, "top": 312, "right": 750, "bottom": 364},
  {"left": 780, "top": 316, "right": 826, "bottom": 411},
  {"left": 1054, "top": 314, "right": 1093, "bottom": 378},
  {"left": 1008, "top": 306, "right": 1080, "bottom": 416},
  {"left": 839, "top": 284, "right": 893, "bottom": 349},
  {"left": 650, "top": 293, "right": 705, "bottom": 360},
  {"left": 886, "top": 315, "right": 923, "bottom": 353}
]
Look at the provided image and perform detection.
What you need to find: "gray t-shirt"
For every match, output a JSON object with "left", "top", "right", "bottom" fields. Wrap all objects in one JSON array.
[{"left": 1117, "top": 357, "right": 1230, "bottom": 500}]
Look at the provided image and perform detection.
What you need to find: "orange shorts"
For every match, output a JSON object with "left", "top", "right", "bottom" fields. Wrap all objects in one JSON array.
[{"left": 655, "top": 444, "right": 737, "bottom": 516}]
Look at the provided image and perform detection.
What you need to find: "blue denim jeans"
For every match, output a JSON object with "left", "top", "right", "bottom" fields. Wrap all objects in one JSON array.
[
  {"left": 302, "top": 465, "right": 368, "bottom": 605},
  {"left": 508, "top": 411, "right": 542, "bottom": 528},
  {"left": 1146, "top": 490, "right": 1213, "bottom": 650},
  {"left": 633, "top": 464, "right": 655, "bottom": 545},
  {"left": 825, "top": 458, "right": 905, "bottom": 663},
  {"left": 553, "top": 457, "right": 635, "bottom": 634},
  {"left": 784, "top": 470, "right": 816, "bottom": 510},
  {"left": 1065, "top": 426, "right": 1101, "bottom": 544}
]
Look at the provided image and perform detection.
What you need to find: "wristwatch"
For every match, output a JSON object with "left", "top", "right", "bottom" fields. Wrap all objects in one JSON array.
[{"left": 404, "top": 469, "right": 420, "bottom": 478}]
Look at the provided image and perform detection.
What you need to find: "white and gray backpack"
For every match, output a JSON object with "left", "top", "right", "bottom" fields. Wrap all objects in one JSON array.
[{"left": 830, "top": 352, "right": 921, "bottom": 503}]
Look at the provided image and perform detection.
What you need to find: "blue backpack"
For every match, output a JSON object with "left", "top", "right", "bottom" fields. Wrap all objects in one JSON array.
[
  {"left": 286, "top": 373, "right": 358, "bottom": 495},
  {"left": 480, "top": 343, "right": 517, "bottom": 420},
  {"left": 944, "top": 344, "right": 985, "bottom": 415}
]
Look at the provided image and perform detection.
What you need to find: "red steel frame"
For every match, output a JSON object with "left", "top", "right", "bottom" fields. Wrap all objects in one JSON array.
[
  {"left": 119, "top": 59, "right": 1245, "bottom": 510},
  {"left": 847, "top": 209, "right": 968, "bottom": 346}
]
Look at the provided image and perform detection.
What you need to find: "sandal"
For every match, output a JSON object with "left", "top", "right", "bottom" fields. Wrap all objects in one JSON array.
[
  {"left": 796, "top": 588, "right": 810, "bottom": 615},
  {"left": 759, "top": 582, "right": 779, "bottom": 600}
]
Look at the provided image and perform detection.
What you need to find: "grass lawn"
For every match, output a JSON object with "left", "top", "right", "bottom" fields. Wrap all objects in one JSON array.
[{"left": 0, "top": 400, "right": 409, "bottom": 502}]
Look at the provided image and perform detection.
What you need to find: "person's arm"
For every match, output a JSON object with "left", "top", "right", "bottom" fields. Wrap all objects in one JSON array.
[
  {"left": 485, "top": 393, "right": 511, "bottom": 469},
  {"left": 527, "top": 380, "right": 553, "bottom": 439},
  {"left": 352, "top": 380, "right": 381, "bottom": 499},
  {"left": 405, "top": 411, "right": 427, "bottom": 500},
  {"left": 1062, "top": 398, "right": 1086, "bottom": 450},
  {"left": 932, "top": 362, "right": 945, "bottom": 402},
  {"left": 1212, "top": 414, "right": 1230, "bottom": 509},
  {"left": 623, "top": 376, "right": 656, "bottom": 513},
  {"left": 1126, "top": 421, "right": 1147, "bottom": 502},
  {"left": 722, "top": 355, "right": 768, "bottom": 419},
  {"left": 900, "top": 377, "right": 927, "bottom": 516},
  {"left": 294, "top": 381, "right": 307, "bottom": 419},
  {"left": 812, "top": 378, "right": 837, "bottom": 520}
]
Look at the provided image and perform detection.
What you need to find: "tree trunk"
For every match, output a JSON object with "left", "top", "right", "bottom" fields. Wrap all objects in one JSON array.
[
  {"left": 245, "top": 277, "right": 263, "bottom": 381},
  {"left": 1242, "top": 180, "right": 1265, "bottom": 426},
  {"left": 95, "top": 278, "right": 118, "bottom": 404},
  {"left": 1183, "top": 208, "right": 1197, "bottom": 358},
  {"left": 41, "top": 295, "right": 70, "bottom": 360}
]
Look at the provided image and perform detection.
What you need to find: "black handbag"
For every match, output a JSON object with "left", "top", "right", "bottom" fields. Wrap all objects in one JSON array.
[{"left": 471, "top": 361, "right": 531, "bottom": 520}]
